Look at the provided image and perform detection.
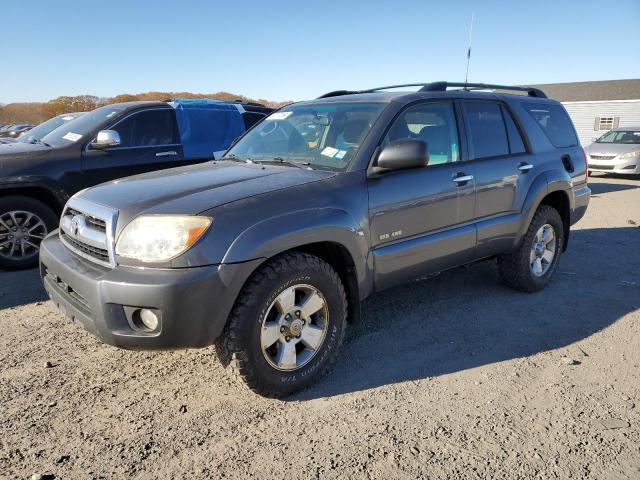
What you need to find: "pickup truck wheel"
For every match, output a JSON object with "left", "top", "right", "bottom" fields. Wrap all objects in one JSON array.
[
  {"left": 216, "top": 252, "right": 347, "bottom": 398},
  {"left": 497, "top": 205, "right": 564, "bottom": 292},
  {"left": 0, "top": 196, "right": 57, "bottom": 270}
]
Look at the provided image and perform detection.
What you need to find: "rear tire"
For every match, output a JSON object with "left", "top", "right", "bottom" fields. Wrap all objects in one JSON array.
[
  {"left": 498, "top": 205, "right": 564, "bottom": 292},
  {"left": 215, "top": 252, "right": 347, "bottom": 398},
  {"left": 0, "top": 196, "right": 57, "bottom": 270}
]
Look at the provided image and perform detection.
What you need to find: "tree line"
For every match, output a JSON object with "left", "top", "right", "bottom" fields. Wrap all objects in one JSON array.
[{"left": 0, "top": 91, "right": 289, "bottom": 124}]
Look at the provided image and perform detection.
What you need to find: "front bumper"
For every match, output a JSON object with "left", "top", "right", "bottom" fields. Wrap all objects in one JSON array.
[
  {"left": 39, "top": 232, "right": 263, "bottom": 350},
  {"left": 588, "top": 157, "right": 640, "bottom": 175}
]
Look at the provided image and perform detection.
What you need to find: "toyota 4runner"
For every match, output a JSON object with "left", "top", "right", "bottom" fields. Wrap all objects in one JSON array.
[{"left": 39, "top": 82, "right": 590, "bottom": 397}]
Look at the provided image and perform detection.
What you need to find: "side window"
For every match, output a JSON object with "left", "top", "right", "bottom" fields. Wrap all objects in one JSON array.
[
  {"left": 383, "top": 102, "right": 459, "bottom": 165},
  {"left": 501, "top": 106, "right": 527, "bottom": 154},
  {"left": 463, "top": 102, "right": 509, "bottom": 159},
  {"left": 111, "top": 109, "right": 179, "bottom": 148},
  {"left": 242, "top": 112, "right": 266, "bottom": 130},
  {"left": 523, "top": 102, "right": 578, "bottom": 148}
]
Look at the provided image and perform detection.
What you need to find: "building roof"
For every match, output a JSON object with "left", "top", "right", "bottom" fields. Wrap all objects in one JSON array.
[{"left": 528, "top": 79, "right": 640, "bottom": 102}]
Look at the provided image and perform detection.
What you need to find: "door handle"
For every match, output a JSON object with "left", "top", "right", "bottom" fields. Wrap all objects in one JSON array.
[
  {"left": 452, "top": 173, "right": 473, "bottom": 185},
  {"left": 518, "top": 162, "right": 534, "bottom": 173},
  {"left": 156, "top": 151, "right": 178, "bottom": 157}
]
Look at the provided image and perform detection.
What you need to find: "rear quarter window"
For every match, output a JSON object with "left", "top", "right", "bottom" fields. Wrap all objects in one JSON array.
[{"left": 523, "top": 102, "right": 578, "bottom": 148}]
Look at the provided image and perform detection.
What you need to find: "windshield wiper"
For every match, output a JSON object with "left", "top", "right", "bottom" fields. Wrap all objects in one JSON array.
[
  {"left": 254, "top": 157, "right": 311, "bottom": 169},
  {"left": 219, "top": 153, "right": 249, "bottom": 163},
  {"left": 27, "top": 138, "right": 50, "bottom": 147}
]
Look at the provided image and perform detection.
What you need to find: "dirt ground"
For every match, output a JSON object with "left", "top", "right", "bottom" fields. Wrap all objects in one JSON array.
[{"left": 1, "top": 175, "right": 639, "bottom": 480}]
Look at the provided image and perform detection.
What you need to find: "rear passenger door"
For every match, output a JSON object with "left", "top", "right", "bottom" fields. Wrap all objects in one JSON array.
[
  {"left": 81, "top": 108, "right": 185, "bottom": 187},
  {"left": 368, "top": 101, "right": 476, "bottom": 290},
  {"left": 460, "top": 100, "right": 533, "bottom": 257}
]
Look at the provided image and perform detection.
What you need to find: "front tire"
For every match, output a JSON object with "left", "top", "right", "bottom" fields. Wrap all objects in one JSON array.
[
  {"left": 498, "top": 205, "right": 564, "bottom": 292},
  {"left": 0, "top": 196, "right": 57, "bottom": 270},
  {"left": 216, "top": 252, "right": 347, "bottom": 398}
]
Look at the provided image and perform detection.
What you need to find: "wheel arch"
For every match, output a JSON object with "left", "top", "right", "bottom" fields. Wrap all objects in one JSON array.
[
  {"left": 222, "top": 208, "right": 372, "bottom": 323},
  {"left": 518, "top": 170, "right": 572, "bottom": 251},
  {"left": 0, "top": 184, "right": 65, "bottom": 217},
  {"left": 538, "top": 190, "right": 571, "bottom": 251}
]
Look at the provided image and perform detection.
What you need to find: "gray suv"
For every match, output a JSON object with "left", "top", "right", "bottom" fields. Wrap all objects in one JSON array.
[{"left": 39, "top": 82, "right": 590, "bottom": 397}]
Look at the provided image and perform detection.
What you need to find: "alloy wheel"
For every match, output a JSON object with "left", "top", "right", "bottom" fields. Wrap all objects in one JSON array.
[
  {"left": 530, "top": 223, "right": 557, "bottom": 277},
  {"left": 0, "top": 210, "right": 48, "bottom": 261},
  {"left": 260, "top": 284, "right": 329, "bottom": 371}
]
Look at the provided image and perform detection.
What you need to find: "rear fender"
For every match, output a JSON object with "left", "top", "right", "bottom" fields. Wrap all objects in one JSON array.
[{"left": 516, "top": 169, "right": 572, "bottom": 246}]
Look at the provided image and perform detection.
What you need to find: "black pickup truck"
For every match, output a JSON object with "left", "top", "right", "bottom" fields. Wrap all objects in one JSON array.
[
  {"left": 0, "top": 99, "right": 272, "bottom": 268},
  {"left": 40, "top": 82, "right": 590, "bottom": 397}
]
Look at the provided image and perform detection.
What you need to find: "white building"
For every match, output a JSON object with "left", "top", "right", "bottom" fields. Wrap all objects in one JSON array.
[{"left": 530, "top": 80, "right": 640, "bottom": 146}]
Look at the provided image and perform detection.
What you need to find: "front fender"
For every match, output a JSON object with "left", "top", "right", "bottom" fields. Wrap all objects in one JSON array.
[
  {"left": 0, "top": 176, "right": 68, "bottom": 207},
  {"left": 222, "top": 207, "right": 371, "bottom": 297}
]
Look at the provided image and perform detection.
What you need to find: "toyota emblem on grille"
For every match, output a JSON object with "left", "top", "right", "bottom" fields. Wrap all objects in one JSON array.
[{"left": 70, "top": 216, "right": 83, "bottom": 236}]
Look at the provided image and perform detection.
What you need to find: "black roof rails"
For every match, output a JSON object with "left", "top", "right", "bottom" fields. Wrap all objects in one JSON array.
[
  {"left": 420, "top": 82, "right": 547, "bottom": 98},
  {"left": 318, "top": 82, "right": 547, "bottom": 99},
  {"left": 317, "top": 84, "right": 430, "bottom": 98}
]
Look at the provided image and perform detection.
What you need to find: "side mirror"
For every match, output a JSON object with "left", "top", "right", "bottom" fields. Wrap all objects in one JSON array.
[
  {"left": 91, "top": 130, "right": 121, "bottom": 149},
  {"left": 376, "top": 139, "right": 428, "bottom": 171}
]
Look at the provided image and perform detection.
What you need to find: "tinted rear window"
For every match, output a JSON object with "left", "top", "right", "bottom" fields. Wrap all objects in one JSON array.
[
  {"left": 463, "top": 102, "right": 509, "bottom": 159},
  {"left": 523, "top": 102, "right": 577, "bottom": 148}
]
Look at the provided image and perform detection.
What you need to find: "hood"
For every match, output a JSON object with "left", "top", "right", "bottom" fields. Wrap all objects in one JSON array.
[
  {"left": 586, "top": 142, "right": 640, "bottom": 157},
  {"left": 78, "top": 161, "right": 335, "bottom": 222},
  {"left": 0, "top": 141, "right": 51, "bottom": 164}
]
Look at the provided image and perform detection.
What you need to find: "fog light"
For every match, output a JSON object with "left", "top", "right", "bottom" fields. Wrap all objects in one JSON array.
[{"left": 139, "top": 308, "right": 159, "bottom": 331}]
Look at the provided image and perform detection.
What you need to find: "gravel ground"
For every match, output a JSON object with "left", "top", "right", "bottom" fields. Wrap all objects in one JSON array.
[{"left": 1, "top": 175, "right": 639, "bottom": 480}]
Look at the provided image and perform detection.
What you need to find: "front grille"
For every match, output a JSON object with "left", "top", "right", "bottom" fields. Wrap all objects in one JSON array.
[
  {"left": 44, "top": 268, "right": 91, "bottom": 314},
  {"left": 66, "top": 207, "right": 107, "bottom": 232},
  {"left": 61, "top": 232, "right": 110, "bottom": 263},
  {"left": 59, "top": 199, "right": 117, "bottom": 267},
  {"left": 590, "top": 154, "right": 616, "bottom": 161}
]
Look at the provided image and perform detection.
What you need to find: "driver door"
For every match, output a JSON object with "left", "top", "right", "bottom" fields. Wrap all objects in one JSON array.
[
  {"left": 367, "top": 101, "right": 476, "bottom": 290},
  {"left": 81, "top": 108, "right": 184, "bottom": 188}
]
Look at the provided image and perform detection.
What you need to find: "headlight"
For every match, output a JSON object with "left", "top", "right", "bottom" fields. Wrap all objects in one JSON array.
[
  {"left": 116, "top": 215, "right": 212, "bottom": 263},
  {"left": 619, "top": 150, "right": 640, "bottom": 159}
]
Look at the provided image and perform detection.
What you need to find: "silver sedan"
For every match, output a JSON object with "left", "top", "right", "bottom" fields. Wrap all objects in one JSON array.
[{"left": 586, "top": 127, "right": 640, "bottom": 175}]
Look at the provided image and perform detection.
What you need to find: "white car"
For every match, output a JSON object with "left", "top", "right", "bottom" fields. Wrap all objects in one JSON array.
[{"left": 586, "top": 127, "right": 640, "bottom": 176}]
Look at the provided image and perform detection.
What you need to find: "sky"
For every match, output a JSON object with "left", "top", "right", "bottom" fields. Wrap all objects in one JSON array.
[{"left": 1, "top": 0, "right": 639, "bottom": 104}]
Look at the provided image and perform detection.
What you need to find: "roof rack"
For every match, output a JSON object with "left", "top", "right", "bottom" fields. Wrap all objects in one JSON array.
[
  {"left": 318, "top": 82, "right": 547, "bottom": 99},
  {"left": 317, "top": 84, "right": 430, "bottom": 98},
  {"left": 420, "top": 82, "right": 546, "bottom": 98}
]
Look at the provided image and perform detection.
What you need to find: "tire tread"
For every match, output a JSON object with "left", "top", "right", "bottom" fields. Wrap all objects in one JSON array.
[
  {"left": 497, "top": 205, "right": 564, "bottom": 293},
  {"left": 215, "top": 251, "right": 347, "bottom": 397}
]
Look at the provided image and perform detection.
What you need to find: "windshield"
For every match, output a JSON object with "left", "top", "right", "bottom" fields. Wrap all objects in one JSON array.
[
  {"left": 225, "top": 102, "right": 386, "bottom": 171},
  {"left": 18, "top": 114, "right": 82, "bottom": 144},
  {"left": 41, "top": 105, "right": 128, "bottom": 147},
  {"left": 596, "top": 130, "right": 640, "bottom": 144}
]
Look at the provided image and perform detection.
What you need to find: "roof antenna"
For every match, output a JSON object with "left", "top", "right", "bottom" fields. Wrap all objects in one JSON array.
[{"left": 464, "top": 12, "right": 475, "bottom": 90}]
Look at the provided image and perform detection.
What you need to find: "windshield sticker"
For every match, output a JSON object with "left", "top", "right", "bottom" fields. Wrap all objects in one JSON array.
[
  {"left": 321, "top": 146, "right": 339, "bottom": 158},
  {"left": 267, "top": 111, "right": 293, "bottom": 121},
  {"left": 334, "top": 150, "right": 347, "bottom": 160},
  {"left": 62, "top": 116, "right": 75, "bottom": 121},
  {"left": 62, "top": 132, "right": 82, "bottom": 142}
]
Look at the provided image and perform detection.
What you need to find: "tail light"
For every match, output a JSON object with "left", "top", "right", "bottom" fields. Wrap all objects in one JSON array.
[{"left": 582, "top": 148, "right": 589, "bottom": 183}]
